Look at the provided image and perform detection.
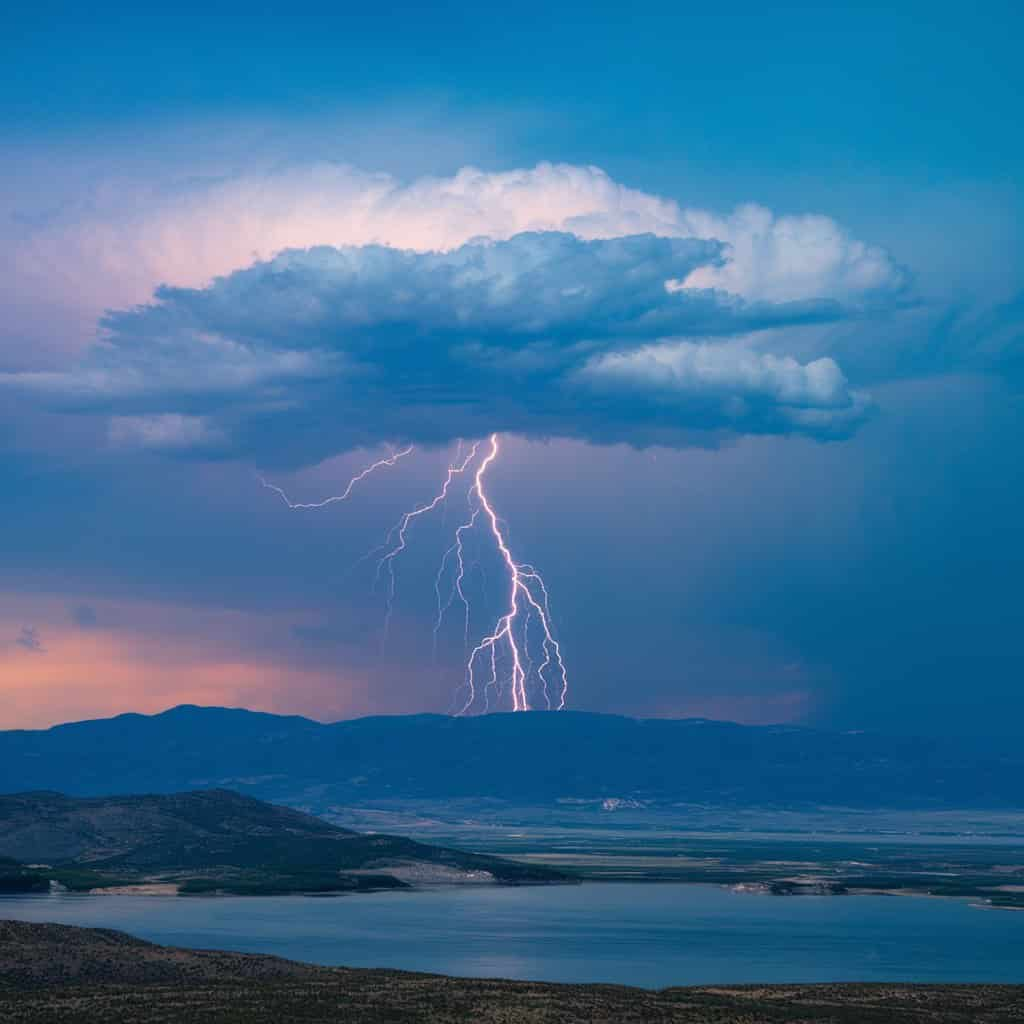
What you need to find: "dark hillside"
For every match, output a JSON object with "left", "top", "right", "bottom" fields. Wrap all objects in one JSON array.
[
  {"left": 1, "top": 920, "right": 1022, "bottom": 1023},
  {"left": 0, "top": 790, "right": 563, "bottom": 893}
]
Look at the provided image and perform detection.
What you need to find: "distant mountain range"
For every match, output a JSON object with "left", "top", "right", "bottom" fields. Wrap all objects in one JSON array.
[{"left": 2, "top": 706, "right": 1021, "bottom": 810}]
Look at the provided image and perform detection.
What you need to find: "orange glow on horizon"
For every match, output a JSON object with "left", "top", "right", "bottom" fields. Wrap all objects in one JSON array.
[{"left": 0, "top": 608, "right": 369, "bottom": 730}]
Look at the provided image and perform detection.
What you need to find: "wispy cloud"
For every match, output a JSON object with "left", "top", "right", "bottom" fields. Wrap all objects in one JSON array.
[{"left": 15, "top": 626, "right": 44, "bottom": 653}]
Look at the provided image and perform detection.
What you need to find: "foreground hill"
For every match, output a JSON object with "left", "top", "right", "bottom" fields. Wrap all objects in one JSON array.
[
  {"left": 0, "top": 790, "right": 561, "bottom": 894},
  {"left": 0, "top": 921, "right": 1021, "bottom": 1024},
  {"left": 1, "top": 706, "right": 1022, "bottom": 809}
]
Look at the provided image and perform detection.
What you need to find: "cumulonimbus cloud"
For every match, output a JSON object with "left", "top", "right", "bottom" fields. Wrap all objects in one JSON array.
[
  {"left": 8, "top": 227, "right": 880, "bottom": 462},
  {"left": 9, "top": 162, "right": 905, "bottom": 333}
]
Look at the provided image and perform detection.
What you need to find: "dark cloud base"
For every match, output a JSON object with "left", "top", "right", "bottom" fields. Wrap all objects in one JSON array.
[{"left": 11, "top": 232, "right": 873, "bottom": 466}]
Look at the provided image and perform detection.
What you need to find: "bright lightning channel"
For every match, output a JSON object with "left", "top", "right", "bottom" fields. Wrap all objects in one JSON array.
[
  {"left": 457, "top": 434, "right": 568, "bottom": 713},
  {"left": 260, "top": 434, "right": 569, "bottom": 713}
]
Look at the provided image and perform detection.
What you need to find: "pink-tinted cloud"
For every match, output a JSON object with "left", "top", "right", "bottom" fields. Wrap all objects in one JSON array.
[{"left": 4, "top": 162, "right": 901, "bottom": 362}]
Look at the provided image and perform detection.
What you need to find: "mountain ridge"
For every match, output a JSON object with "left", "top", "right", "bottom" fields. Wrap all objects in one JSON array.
[{"left": 3, "top": 705, "right": 1022, "bottom": 810}]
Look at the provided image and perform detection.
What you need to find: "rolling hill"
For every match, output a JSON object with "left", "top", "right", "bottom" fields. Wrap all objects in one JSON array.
[{"left": 0, "top": 789, "right": 562, "bottom": 894}]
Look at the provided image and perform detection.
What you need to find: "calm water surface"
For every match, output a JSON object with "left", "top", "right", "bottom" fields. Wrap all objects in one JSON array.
[{"left": 2, "top": 884, "right": 1021, "bottom": 988}]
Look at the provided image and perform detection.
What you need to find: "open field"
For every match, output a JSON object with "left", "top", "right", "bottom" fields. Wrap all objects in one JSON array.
[
  {"left": 2, "top": 920, "right": 1023, "bottom": 1023},
  {"left": 321, "top": 800, "right": 1024, "bottom": 909}
]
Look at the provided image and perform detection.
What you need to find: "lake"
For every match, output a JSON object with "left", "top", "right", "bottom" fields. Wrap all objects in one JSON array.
[{"left": 2, "top": 883, "right": 1022, "bottom": 988}]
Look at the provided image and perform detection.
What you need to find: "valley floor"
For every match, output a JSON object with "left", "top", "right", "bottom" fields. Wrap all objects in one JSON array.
[{"left": 322, "top": 801, "right": 1024, "bottom": 909}]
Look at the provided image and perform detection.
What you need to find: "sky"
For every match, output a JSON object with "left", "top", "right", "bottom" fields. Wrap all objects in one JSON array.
[{"left": 1, "top": 2, "right": 1021, "bottom": 735}]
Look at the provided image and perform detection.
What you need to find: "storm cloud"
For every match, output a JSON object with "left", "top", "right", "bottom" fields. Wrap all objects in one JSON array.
[
  {"left": 5, "top": 163, "right": 906, "bottom": 344},
  {"left": 9, "top": 229, "right": 880, "bottom": 463},
  {"left": 2, "top": 0, "right": 1022, "bottom": 737}
]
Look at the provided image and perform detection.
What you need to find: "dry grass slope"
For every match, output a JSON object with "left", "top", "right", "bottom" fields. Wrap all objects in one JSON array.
[{"left": 2, "top": 920, "right": 1023, "bottom": 1023}]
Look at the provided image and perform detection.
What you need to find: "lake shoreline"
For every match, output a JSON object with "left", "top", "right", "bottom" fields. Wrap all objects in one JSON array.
[
  {"left": 3, "top": 881, "right": 1021, "bottom": 988},
  {"left": 51, "top": 872, "right": 1024, "bottom": 913},
  {"left": 27, "top": 872, "right": 1024, "bottom": 912}
]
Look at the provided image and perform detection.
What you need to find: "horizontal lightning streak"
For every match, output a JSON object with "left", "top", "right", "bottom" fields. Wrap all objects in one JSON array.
[{"left": 259, "top": 446, "right": 413, "bottom": 510}]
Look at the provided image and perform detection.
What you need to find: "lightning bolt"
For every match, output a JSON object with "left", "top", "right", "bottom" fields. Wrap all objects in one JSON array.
[
  {"left": 259, "top": 445, "right": 413, "bottom": 509},
  {"left": 457, "top": 434, "right": 569, "bottom": 714},
  {"left": 260, "top": 434, "right": 569, "bottom": 713}
]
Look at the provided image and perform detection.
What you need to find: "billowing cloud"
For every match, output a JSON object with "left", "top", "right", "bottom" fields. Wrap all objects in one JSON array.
[
  {"left": 5, "top": 162, "right": 905, "bottom": 360},
  {"left": 8, "top": 230, "right": 876, "bottom": 461},
  {"left": 577, "top": 343, "right": 870, "bottom": 441}
]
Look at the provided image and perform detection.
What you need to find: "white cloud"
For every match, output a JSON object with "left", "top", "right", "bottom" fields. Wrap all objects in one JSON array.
[
  {"left": 676, "top": 203, "right": 902, "bottom": 303},
  {"left": 577, "top": 343, "right": 870, "bottom": 439}
]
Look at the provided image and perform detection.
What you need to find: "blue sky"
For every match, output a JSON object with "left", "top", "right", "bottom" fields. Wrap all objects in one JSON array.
[{"left": 1, "top": 2, "right": 1021, "bottom": 734}]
